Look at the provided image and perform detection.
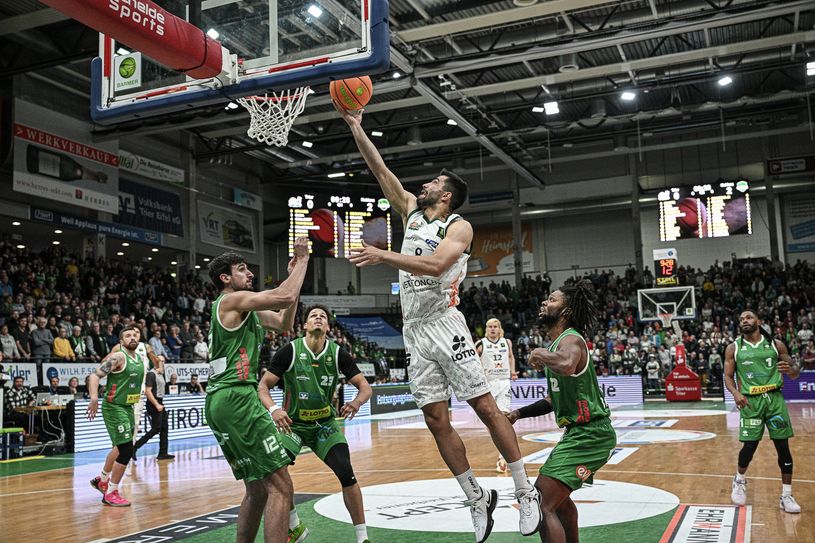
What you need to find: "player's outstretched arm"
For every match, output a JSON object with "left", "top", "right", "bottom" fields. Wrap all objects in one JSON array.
[
  {"left": 775, "top": 339, "right": 801, "bottom": 380},
  {"left": 527, "top": 335, "right": 585, "bottom": 376},
  {"left": 333, "top": 100, "right": 416, "bottom": 218},
  {"left": 349, "top": 219, "right": 472, "bottom": 276},
  {"left": 257, "top": 253, "right": 304, "bottom": 332},
  {"left": 221, "top": 238, "right": 309, "bottom": 314},
  {"left": 724, "top": 343, "right": 748, "bottom": 409},
  {"left": 508, "top": 396, "right": 553, "bottom": 424}
]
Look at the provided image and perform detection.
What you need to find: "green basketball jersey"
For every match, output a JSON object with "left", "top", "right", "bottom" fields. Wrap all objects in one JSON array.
[
  {"left": 207, "top": 293, "right": 265, "bottom": 394},
  {"left": 105, "top": 349, "right": 145, "bottom": 405},
  {"left": 546, "top": 328, "right": 610, "bottom": 428},
  {"left": 734, "top": 336, "right": 783, "bottom": 395},
  {"left": 283, "top": 337, "right": 341, "bottom": 422}
]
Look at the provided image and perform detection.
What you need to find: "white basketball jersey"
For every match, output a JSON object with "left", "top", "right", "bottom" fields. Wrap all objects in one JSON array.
[
  {"left": 479, "top": 337, "right": 511, "bottom": 381},
  {"left": 399, "top": 209, "right": 469, "bottom": 321},
  {"left": 135, "top": 342, "right": 150, "bottom": 392}
]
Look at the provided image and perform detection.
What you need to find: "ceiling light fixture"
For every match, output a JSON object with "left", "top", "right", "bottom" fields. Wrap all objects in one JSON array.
[
  {"left": 371, "top": 130, "right": 383, "bottom": 137},
  {"left": 718, "top": 75, "right": 733, "bottom": 87},
  {"left": 195, "top": 265, "right": 201, "bottom": 269},
  {"left": 307, "top": 4, "right": 323, "bottom": 18},
  {"left": 12, "top": 221, "right": 21, "bottom": 226},
  {"left": 302, "top": 141, "right": 314, "bottom": 148},
  {"left": 151, "top": 248, "right": 159, "bottom": 252},
  {"left": 447, "top": 119, "right": 458, "bottom": 126},
  {"left": 206, "top": 28, "right": 219, "bottom": 39},
  {"left": 392, "top": 71, "right": 401, "bottom": 79},
  {"left": 117, "top": 251, "right": 124, "bottom": 256},
  {"left": 806, "top": 61, "right": 815, "bottom": 77},
  {"left": 620, "top": 91, "right": 637, "bottom": 101},
  {"left": 531, "top": 106, "right": 544, "bottom": 113},
  {"left": 204, "top": 257, "right": 211, "bottom": 262},
  {"left": 54, "top": 229, "right": 63, "bottom": 234},
  {"left": 16, "top": 244, "right": 25, "bottom": 249},
  {"left": 327, "top": 172, "right": 346, "bottom": 178},
  {"left": 52, "top": 241, "right": 60, "bottom": 245},
  {"left": 122, "top": 242, "right": 130, "bottom": 247},
  {"left": 171, "top": 261, "right": 178, "bottom": 265},
  {"left": 544, "top": 101, "right": 559, "bottom": 115}
]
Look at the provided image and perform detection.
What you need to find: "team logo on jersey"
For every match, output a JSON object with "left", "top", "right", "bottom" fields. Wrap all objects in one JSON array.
[
  {"left": 326, "top": 356, "right": 334, "bottom": 366},
  {"left": 451, "top": 335, "right": 476, "bottom": 362},
  {"left": 575, "top": 465, "right": 592, "bottom": 481},
  {"left": 299, "top": 392, "right": 309, "bottom": 400},
  {"left": 436, "top": 227, "right": 446, "bottom": 238},
  {"left": 299, "top": 353, "right": 307, "bottom": 359},
  {"left": 408, "top": 220, "right": 421, "bottom": 230},
  {"left": 767, "top": 415, "right": 787, "bottom": 430},
  {"left": 424, "top": 239, "right": 439, "bottom": 249}
]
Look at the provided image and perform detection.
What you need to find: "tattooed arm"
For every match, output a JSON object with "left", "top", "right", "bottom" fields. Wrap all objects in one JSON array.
[{"left": 86, "top": 351, "right": 126, "bottom": 420}]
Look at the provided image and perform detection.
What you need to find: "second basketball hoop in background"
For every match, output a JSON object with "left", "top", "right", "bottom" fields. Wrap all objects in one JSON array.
[{"left": 330, "top": 76, "right": 373, "bottom": 110}]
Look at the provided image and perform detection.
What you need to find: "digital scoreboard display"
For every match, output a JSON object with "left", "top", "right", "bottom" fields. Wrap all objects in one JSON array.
[
  {"left": 287, "top": 192, "right": 393, "bottom": 258},
  {"left": 657, "top": 180, "right": 752, "bottom": 242}
]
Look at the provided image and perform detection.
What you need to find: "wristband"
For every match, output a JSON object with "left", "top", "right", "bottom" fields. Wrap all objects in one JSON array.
[{"left": 269, "top": 405, "right": 282, "bottom": 415}]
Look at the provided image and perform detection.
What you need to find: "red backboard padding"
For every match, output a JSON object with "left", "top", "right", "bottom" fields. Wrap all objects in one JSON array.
[{"left": 41, "top": 0, "right": 224, "bottom": 79}]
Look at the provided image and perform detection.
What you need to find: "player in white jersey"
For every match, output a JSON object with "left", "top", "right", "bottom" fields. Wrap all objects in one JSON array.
[
  {"left": 337, "top": 101, "right": 542, "bottom": 542},
  {"left": 475, "top": 318, "right": 517, "bottom": 473}
]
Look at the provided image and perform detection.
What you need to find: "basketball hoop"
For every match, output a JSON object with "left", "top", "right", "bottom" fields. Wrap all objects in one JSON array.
[
  {"left": 237, "top": 87, "right": 310, "bottom": 147},
  {"left": 658, "top": 313, "right": 674, "bottom": 329}
]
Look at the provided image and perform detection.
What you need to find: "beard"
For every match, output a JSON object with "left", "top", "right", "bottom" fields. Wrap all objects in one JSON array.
[
  {"left": 538, "top": 308, "right": 563, "bottom": 329},
  {"left": 416, "top": 191, "right": 437, "bottom": 209},
  {"left": 740, "top": 323, "right": 758, "bottom": 334}
]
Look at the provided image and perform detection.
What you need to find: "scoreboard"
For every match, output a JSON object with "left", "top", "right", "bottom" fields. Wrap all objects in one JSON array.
[
  {"left": 288, "top": 192, "right": 393, "bottom": 258},
  {"left": 653, "top": 248, "right": 679, "bottom": 286},
  {"left": 657, "top": 180, "right": 752, "bottom": 242}
]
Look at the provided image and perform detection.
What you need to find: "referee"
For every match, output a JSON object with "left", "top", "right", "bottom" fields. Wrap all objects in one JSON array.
[{"left": 133, "top": 365, "right": 174, "bottom": 460}]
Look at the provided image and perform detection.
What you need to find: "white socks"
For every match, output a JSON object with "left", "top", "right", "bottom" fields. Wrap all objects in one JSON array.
[
  {"left": 782, "top": 484, "right": 792, "bottom": 497},
  {"left": 735, "top": 472, "right": 746, "bottom": 483},
  {"left": 289, "top": 507, "right": 300, "bottom": 530},
  {"left": 108, "top": 482, "right": 118, "bottom": 492},
  {"left": 455, "top": 469, "right": 482, "bottom": 500},
  {"left": 354, "top": 524, "right": 368, "bottom": 543},
  {"left": 101, "top": 470, "right": 110, "bottom": 482},
  {"left": 508, "top": 459, "right": 533, "bottom": 492}
]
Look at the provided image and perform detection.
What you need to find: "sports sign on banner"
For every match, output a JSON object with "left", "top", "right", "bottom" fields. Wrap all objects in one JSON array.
[
  {"left": 660, "top": 504, "right": 749, "bottom": 543},
  {"left": 42, "top": 362, "right": 101, "bottom": 387},
  {"left": 725, "top": 370, "right": 815, "bottom": 403},
  {"left": 2, "top": 363, "right": 38, "bottom": 388},
  {"left": 117, "top": 178, "right": 184, "bottom": 236},
  {"left": 197, "top": 200, "right": 257, "bottom": 253},
  {"left": 32, "top": 207, "right": 163, "bottom": 245},
  {"left": 343, "top": 383, "right": 416, "bottom": 415},
  {"left": 783, "top": 194, "right": 815, "bottom": 253},
  {"left": 13, "top": 100, "right": 119, "bottom": 213},
  {"left": 119, "top": 150, "right": 185, "bottom": 184},
  {"left": 450, "top": 376, "right": 643, "bottom": 410},
  {"left": 164, "top": 363, "right": 211, "bottom": 382}
]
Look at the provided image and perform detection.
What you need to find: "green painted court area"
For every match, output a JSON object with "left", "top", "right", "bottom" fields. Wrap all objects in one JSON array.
[{"left": 176, "top": 497, "right": 677, "bottom": 543}]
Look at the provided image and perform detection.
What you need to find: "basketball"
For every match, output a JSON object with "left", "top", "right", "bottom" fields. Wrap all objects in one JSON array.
[
  {"left": 118, "top": 57, "right": 137, "bottom": 78},
  {"left": 330, "top": 76, "right": 373, "bottom": 110},
  {"left": 676, "top": 197, "right": 708, "bottom": 236}
]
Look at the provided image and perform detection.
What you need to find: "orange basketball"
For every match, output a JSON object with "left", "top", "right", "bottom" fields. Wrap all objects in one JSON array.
[{"left": 330, "top": 76, "right": 373, "bottom": 110}]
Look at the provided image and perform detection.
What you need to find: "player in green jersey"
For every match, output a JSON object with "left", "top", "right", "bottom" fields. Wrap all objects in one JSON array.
[
  {"left": 86, "top": 324, "right": 145, "bottom": 507},
  {"left": 206, "top": 237, "right": 310, "bottom": 543},
  {"left": 725, "top": 309, "right": 802, "bottom": 513},
  {"left": 508, "top": 281, "right": 616, "bottom": 543},
  {"left": 259, "top": 305, "right": 373, "bottom": 543}
]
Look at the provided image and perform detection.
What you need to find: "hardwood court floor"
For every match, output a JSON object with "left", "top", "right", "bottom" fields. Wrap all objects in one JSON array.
[{"left": 0, "top": 401, "right": 813, "bottom": 542}]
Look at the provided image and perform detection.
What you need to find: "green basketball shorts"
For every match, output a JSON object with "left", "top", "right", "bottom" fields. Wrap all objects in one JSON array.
[
  {"left": 205, "top": 385, "right": 291, "bottom": 482},
  {"left": 102, "top": 402, "right": 135, "bottom": 446},
  {"left": 739, "top": 390, "right": 794, "bottom": 441},
  {"left": 539, "top": 417, "right": 617, "bottom": 491},
  {"left": 279, "top": 417, "right": 347, "bottom": 461}
]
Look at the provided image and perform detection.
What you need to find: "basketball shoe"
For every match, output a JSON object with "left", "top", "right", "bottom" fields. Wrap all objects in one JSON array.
[
  {"left": 516, "top": 486, "right": 543, "bottom": 536},
  {"left": 780, "top": 495, "right": 801, "bottom": 514},
  {"left": 287, "top": 521, "right": 309, "bottom": 542},
  {"left": 90, "top": 476, "right": 109, "bottom": 496},
  {"left": 731, "top": 477, "right": 747, "bottom": 506},
  {"left": 102, "top": 490, "right": 131, "bottom": 507},
  {"left": 465, "top": 487, "right": 497, "bottom": 543}
]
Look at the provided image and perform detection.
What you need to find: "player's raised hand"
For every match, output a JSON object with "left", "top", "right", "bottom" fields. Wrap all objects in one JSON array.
[
  {"left": 333, "top": 99, "right": 363, "bottom": 127},
  {"left": 271, "top": 408, "right": 293, "bottom": 434},
  {"left": 348, "top": 241, "right": 384, "bottom": 267},
  {"left": 341, "top": 400, "right": 361, "bottom": 420},
  {"left": 293, "top": 236, "right": 310, "bottom": 259}
]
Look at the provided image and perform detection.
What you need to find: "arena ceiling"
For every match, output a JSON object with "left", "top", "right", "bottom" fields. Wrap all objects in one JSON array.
[{"left": 1, "top": 0, "right": 814, "bottom": 193}]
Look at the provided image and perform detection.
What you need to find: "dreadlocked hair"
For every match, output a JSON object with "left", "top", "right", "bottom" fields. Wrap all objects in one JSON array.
[{"left": 560, "top": 279, "right": 601, "bottom": 337}]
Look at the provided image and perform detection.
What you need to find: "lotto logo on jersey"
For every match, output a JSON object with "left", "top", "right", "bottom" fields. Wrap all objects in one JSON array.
[{"left": 450, "top": 335, "right": 476, "bottom": 362}]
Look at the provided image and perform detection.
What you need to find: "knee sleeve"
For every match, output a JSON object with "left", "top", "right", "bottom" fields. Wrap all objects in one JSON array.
[
  {"left": 116, "top": 440, "right": 134, "bottom": 465},
  {"left": 324, "top": 444, "right": 357, "bottom": 487},
  {"left": 772, "top": 439, "right": 793, "bottom": 474},
  {"left": 738, "top": 440, "right": 759, "bottom": 469}
]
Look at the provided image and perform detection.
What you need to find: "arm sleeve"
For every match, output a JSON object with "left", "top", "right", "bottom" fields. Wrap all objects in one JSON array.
[
  {"left": 338, "top": 348, "right": 362, "bottom": 381},
  {"left": 269, "top": 342, "right": 295, "bottom": 378},
  {"left": 517, "top": 398, "right": 553, "bottom": 419}
]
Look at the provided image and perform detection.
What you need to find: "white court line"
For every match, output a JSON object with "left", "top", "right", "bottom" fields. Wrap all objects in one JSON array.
[{"left": 601, "top": 469, "right": 815, "bottom": 484}]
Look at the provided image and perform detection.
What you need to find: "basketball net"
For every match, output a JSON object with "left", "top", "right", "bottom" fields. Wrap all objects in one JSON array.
[
  {"left": 658, "top": 313, "right": 673, "bottom": 330},
  {"left": 237, "top": 87, "right": 310, "bottom": 147}
]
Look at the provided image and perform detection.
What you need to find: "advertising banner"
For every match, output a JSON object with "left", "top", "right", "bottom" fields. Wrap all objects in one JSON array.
[
  {"left": 198, "top": 200, "right": 257, "bottom": 253},
  {"left": 301, "top": 295, "right": 377, "bottom": 309},
  {"left": 725, "top": 370, "right": 815, "bottom": 403},
  {"left": 335, "top": 316, "right": 404, "bottom": 350},
  {"left": 368, "top": 383, "right": 417, "bottom": 415},
  {"left": 783, "top": 194, "right": 815, "bottom": 253},
  {"left": 119, "top": 150, "right": 185, "bottom": 184},
  {"left": 468, "top": 223, "right": 533, "bottom": 277},
  {"left": 451, "top": 376, "right": 643, "bottom": 410},
  {"left": 233, "top": 188, "right": 263, "bottom": 210},
  {"left": 31, "top": 207, "right": 162, "bottom": 245},
  {"left": 14, "top": 100, "right": 119, "bottom": 213},
  {"left": 41, "top": 362, "right": 99, "bottom": 387},
  {"left": 2, "top": 362, "right": 38, "bottom": 388},
  {"left": 117, "top": 178, "right": 184, "bottom": 236},
  {"left": 164, "top": 363, "right": 212, "bottom": 382}
]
